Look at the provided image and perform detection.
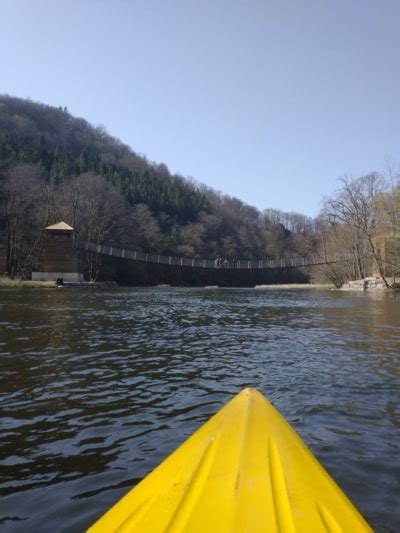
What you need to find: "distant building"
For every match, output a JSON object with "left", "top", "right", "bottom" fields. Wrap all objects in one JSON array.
[{"left": 31, "top": 221, "right": 83, "bottom": 282}]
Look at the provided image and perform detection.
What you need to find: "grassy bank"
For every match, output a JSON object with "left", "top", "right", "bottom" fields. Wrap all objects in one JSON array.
[{"left": 0, "top": 277, "right": 55, "bottom": 289}]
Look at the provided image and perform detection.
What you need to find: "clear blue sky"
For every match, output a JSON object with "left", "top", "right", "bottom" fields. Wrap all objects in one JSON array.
[{"left": 2, "top": 0, "right": 399, "bottom": 216}]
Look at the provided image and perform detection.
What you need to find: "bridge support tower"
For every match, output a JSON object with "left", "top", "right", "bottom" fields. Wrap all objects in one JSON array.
[{"left": 32, "top": 221, "right": 83, "bottom": 282}]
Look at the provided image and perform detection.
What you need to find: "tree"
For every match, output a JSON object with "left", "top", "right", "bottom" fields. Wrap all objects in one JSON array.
[
  {"left": 315, "top": 216, "right": 369, "bottom": 287},
  {"left": 0, "top": 164, "right": 44, "bottom": 277},
  {"left": 130, "top": 204, "right": 164, "bottom": 253},
  {"left": 59, "top": 173, "right": 127, "bottom": 280},
  {"left": 322, "top": 174, "right": 390, "bottom": 286}
]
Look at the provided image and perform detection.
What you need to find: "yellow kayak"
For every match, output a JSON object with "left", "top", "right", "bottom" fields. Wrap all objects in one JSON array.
[{"left": 89, "top": 388, "right": 371, "bottom": 532}]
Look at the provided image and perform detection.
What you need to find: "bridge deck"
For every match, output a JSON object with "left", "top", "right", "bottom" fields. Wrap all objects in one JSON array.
[{"left": 75, "top": 240, "right": 359, "bottom": 270}]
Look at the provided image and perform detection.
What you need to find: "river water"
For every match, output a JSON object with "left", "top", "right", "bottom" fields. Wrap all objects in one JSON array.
[{"left": 1, "top": 288, "right": 399, "bottom": 532}]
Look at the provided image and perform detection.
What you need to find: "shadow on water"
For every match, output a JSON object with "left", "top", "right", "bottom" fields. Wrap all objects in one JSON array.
[{"left": 0, "top": 288, "right": 399, "bottom": 531}]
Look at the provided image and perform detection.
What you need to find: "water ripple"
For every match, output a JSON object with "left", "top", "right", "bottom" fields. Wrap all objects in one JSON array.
[{"left": 0, "top": 288, "right": 399, "bottom": 531}]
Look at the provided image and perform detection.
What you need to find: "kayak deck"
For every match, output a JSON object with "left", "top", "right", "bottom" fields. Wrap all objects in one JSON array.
[{"left": 89, "top": 388, "right": 371, "bottom": 532}]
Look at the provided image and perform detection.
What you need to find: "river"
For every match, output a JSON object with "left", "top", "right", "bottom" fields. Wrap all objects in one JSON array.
[{"left": 1, "top": 287, "right": 399, "bottom": 531}]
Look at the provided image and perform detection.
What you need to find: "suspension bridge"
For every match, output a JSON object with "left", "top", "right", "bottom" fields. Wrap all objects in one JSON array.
[{"left": 75, "top": 240, "right": 359, "bottom": 271}]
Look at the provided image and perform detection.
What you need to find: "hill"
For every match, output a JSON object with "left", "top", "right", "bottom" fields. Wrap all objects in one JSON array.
[{"left": 0, "top": 95, "right": 316, "bottom": 278}]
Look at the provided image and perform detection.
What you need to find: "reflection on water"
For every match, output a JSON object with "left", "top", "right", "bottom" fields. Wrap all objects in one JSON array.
[{"left": 0, "top": 288, "right": 399, "bottom": 532}]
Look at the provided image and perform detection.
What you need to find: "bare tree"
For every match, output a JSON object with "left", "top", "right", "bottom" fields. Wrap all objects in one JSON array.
[
  {"left": 315, "top": 216, "right": 369, "bottom": 287},
  {"left": 177, "top": 222, "right": 205, "bottom": 257},
  {"left": 59, "top": 173, "right": 127, "bottom": 280},
  {"left": 131, "top": 203, "right": 164, "bottom": 253},
  {"left": 323, "top": 173, "right": 390, "bottom": 286},
  {"left": 1, "top": 164, "right": 44, "bottom": 277},
  {"left": 373, "top": 164, "right": 400, "bottom": 283}
]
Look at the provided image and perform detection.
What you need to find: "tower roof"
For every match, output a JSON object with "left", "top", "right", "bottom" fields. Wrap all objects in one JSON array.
[{"left": 45, "top": 221, "right": 74, "bottom": 231}]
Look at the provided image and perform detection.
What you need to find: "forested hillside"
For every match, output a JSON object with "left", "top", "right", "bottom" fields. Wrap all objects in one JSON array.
[{"left": 0, "top": 95, "right": 319, "bottom": 279}]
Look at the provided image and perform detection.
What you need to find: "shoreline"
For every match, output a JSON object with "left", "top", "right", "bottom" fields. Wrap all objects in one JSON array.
[
  {"left": 0, "top": 277, "right": 56, "bottom": 289},
  {"left": 254, "top": 283, "right": 334, "bottom": 290},
  {"left": 0, "top": 278, "right": 335, "bottom": 290}
]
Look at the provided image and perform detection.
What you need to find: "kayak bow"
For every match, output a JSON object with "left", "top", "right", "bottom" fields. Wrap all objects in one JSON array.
[{"left": 89, "top": 388, "right": 371, "bottom": 532}]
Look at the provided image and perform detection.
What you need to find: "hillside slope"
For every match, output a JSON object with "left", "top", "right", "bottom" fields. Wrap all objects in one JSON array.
[{"left": 0, "top": 95, "right": 316, "bottom": 278}]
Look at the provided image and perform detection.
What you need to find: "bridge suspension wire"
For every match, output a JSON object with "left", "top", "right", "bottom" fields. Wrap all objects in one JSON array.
[{"left": 75, "top": 240, "right": 369, "bottom": 271}]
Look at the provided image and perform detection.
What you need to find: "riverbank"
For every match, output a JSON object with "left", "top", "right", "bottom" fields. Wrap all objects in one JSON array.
[
  {"left": 255, "top": 283, "right": 334, "bottom": 290},
  {"left": 0, "top": 277, "right": 55, "bottom": 289},
  {"left": 0, "top": 278, "right": 333, "bottom": 290},
  {"left": 339, "top": 277, "right": 399, "bottom": 292}
]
